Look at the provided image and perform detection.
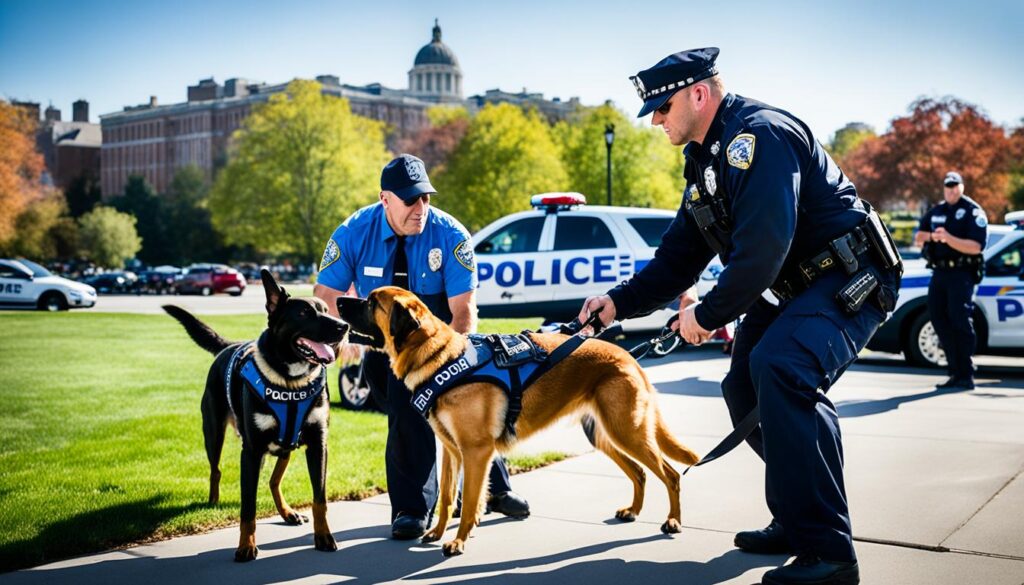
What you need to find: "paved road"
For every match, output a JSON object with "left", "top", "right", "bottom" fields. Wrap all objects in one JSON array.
[
  {"left": 3, "top": 346, "right": 1022, "bottom": 584},
  {"left": 81, "top": 284, "right": 314, "bottom": 315}
]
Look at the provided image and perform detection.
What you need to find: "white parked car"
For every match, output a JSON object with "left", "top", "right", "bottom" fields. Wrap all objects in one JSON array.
[
  {"left": 0, "top": 259, "right": 97, "bottom": 311},
  {"left": 471, "top": 193, "right": 722, "bottom": 331},
  {"left": 867, "top": 212, "right": 1024, "bottom": 366}
]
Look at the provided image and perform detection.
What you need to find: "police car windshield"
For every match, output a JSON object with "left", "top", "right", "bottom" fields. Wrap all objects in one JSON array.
[
  {"left": 16, "top": 259, "right": 52, "bottom": 277},
  {"left": 627, "top": 218, "right": 673, "bottom": 247}
]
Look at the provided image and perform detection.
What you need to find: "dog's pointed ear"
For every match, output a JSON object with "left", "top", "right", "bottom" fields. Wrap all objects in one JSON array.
[
  {"left": 261, "top": 268, "right": 289, "bottom": 316},
  {"left": 389, "top": 301, "right": 420, "bottom": 353}
]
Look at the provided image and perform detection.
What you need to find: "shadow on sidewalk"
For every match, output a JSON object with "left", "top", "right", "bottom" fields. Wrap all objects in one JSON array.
[{"left": 1, "top": 523, "right": 782, "bottom": 585}]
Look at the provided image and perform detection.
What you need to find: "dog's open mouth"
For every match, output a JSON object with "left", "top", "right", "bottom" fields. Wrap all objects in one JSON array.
[{"left": 295, "top": 338, "right": 337, "bottom": 365}]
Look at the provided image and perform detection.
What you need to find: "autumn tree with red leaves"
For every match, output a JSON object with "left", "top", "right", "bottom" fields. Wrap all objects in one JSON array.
[
  {"left": 841, "top": 97, "right": 1015, "bottom": 219},
  {"left": 393, "top": 106, "right": 469, "bottom": 175}
]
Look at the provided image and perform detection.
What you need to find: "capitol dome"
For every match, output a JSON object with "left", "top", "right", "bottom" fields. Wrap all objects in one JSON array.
[{"left": 408, "top": 20, "right": 463, "bottom": 102}]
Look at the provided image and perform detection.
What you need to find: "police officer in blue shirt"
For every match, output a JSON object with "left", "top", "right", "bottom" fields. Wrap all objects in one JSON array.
[
  {"left": 314, "top": 154, "right": 529, "bottom": 540},
  {"left": 914, "top": 172, "right": 987, "bottom": 389},
  {"left": 580, "top": 49, "right": 902, "bottom": 585}
]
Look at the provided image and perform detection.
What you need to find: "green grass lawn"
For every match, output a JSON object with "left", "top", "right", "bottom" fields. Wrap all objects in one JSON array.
[{"left": 0, "top": 311, "right": 544, "bottom": 572}]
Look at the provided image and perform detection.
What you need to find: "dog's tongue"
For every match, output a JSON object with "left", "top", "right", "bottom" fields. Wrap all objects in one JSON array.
[{"left": 298, "top": 338, "right": 336, "bottom": 364}]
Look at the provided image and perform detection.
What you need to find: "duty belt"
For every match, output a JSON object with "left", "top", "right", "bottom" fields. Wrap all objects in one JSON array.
[
  {"left": 929, "top": 256, "right": 982, "bottom": 270},
  {"left": 771, "top": 211, "right": 902, "bottom": 302}
]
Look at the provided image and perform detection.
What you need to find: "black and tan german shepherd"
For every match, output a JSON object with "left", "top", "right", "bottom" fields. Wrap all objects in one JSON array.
[{"left": 163, "top": 269, "right": 348, "bottom": 562}]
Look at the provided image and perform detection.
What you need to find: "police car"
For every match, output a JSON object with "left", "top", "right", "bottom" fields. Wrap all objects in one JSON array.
[
  {"left": 0, "top": 258, "right": 97, "bottom": 311},
  {"left": 472, "top": 193, "right": 722, "bottom": 331},
  {"left": 867, "top": 211, "right": 1024, "bottom": 366}
]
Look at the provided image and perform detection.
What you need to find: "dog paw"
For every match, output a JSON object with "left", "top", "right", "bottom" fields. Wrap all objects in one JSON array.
[
  {"left": 234, "top": 545, "right": 259, "bottom": 562},
  {"left": 441, "top": 539, "right": 465, "bottom": 557},
  {"left": 660, "top": 518, "right": 681, "bottom": 534},
  {"left": 283, "top": 510, "right": 309, "bottom": 525},
  {"left": 314, "top": 532, "right": 337, "bottom": 552},
  {"left": 421, "top": 526, "right": 444, "bottom": 543},
  {"left": 614, "top": 508, "right": 637, "bottom": 522}
]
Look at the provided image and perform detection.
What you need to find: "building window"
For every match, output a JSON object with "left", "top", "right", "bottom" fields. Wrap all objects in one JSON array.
[
  {"left": 426, "top": 74, "right": 432, "bottom": 92},
  {"left": 446, "top": 73, "right": 452, "bottom": 92},
  {"left": 417, "top": 74, "right": 422, "bottom": 92}
]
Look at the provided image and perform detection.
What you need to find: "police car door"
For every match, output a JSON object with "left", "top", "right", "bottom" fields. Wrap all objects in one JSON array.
[
  {"left": 978, "top": 237, "right": 1024, "bottom": 347},
  {"left": 474, "top": 214, "right": 554, "bottom": 314},
  {"left": 0, "top": 261, "right": 34, "bottom": 307},
  {"left": 547, "top": 214, "right": 626, "bottom": 313}
]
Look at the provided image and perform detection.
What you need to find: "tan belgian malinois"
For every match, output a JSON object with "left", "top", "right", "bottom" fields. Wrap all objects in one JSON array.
[{"left": 337, "top": 286, "right": 699, "bottom": 556}]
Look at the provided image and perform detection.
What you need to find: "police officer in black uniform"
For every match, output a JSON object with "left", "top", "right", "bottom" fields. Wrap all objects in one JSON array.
[
  {"left": 580, "top": 48, "right": 902, "bottom": 585},
  {"left": 915, "top": 172, "right": 987, "bottom": 389}
]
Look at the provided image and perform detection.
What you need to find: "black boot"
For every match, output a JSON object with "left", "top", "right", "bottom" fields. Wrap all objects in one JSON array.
[
  {"left": 488, "top": 491, "right": 530, "bottom": 518},
  {"left": 391, "top": 513, "right": 428, "bottom": 540},
  {"left": 762, "top": 554, "right": 859, "bottom": 585},
  {"left": 937, "top": 377, "right": 974, "bottom": 390},
  {"left": 735, "top": 519, "right": 790, "bottom": 554}
]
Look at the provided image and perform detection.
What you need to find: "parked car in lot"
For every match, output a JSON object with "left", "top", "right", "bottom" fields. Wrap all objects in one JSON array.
[
  {"left": 867, "top": 212, "right": 1024, "bottom": 366},
  {"left": 134, "top": 266, "right": 182, "bottom": 295},
  {"left": 174, "top": 264, "right": 246, "bottom": 296},
  {"left": 83, "top": 271, "right": 138, "bottom": 294},
  {"left": 0, "top": 258, "right": 97, "bottom": 311},
  {"left": 471, "top": 193, "right": 722, "bottom": 331}
]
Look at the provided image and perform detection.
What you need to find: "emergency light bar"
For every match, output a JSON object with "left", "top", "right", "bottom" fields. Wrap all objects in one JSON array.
[
  {"left": 1006, "top": 210, "right": 1024, "bottom": 230},
  {"left": 530, "top": 192, "right": 587, "bottom": 210}
]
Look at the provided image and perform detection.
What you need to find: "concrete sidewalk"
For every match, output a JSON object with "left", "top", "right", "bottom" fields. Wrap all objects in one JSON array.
[{"left": 4, "top": 350, "right": 1023, "bottom": 584}]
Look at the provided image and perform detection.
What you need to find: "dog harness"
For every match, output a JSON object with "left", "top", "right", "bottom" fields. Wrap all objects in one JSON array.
[
  {"left": 410, "top": 333, "right": 588, "bottom": 438},
  {"left": 224, "top": 341, "right": 326, "bottom": 450}
]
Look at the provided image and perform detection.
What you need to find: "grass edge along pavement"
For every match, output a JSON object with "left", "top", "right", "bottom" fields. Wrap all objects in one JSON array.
[{"left": 0, "top": 311, "right": 558, "bottom": 573}]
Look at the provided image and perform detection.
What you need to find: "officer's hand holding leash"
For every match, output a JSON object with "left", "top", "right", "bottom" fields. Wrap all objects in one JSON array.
[
  {"left": 673, "top": 303, "right": 713, "bottom": 345},
  {"left": 577, "top": 295, "right": 617, "bottom": 336}
]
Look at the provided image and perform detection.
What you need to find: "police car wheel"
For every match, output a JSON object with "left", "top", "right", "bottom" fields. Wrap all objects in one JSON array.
[
  {"left": 200, "top": 286, "right": 212, "bottom": 296},
  {"left": 338, "top": 364, "right": 373, "bottom": 411},
  {"left": 39, "top": 292, "right": 68, "bottom": 312},
  {"left": 905, "top": 312, "right": 946, "bottom": 368}
]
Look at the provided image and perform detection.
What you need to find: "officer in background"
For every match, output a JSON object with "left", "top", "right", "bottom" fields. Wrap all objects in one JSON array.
[
  {"left": 914, "top": 172, "right": 987, "bottom": 389},
  {"left": 579, "top": 48, "right": 901, "bottom": 585},
  {"left": 314, "top": 154, "right": 529, "bottom": 540}
]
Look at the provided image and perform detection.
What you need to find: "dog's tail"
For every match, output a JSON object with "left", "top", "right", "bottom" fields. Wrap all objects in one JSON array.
[
  {"left": 162, "top": 304, "right": 234, "bottom": 355},
  {"left": 655, "top": 411, "right": 701, "bottom": 466}
]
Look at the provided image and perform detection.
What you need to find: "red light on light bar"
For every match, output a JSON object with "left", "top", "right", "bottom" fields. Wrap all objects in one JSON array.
[{"left": 530, "top": 193, "right": 587, "bottom": 207}]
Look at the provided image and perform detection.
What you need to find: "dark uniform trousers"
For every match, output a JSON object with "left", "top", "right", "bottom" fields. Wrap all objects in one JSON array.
[
  {"left": 363, "top": 300, "right": 513, "bottom": 522},
  {"left": 928, "top": 269, "right": 977, "bottom": 380},
  {"left": 720, "top": 268, "right": 893, "bottom": 562}
]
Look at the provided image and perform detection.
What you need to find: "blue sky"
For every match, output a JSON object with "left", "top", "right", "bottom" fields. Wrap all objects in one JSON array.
[{"left": 2, "top": 0, "right": 1022, "bottom": 140}]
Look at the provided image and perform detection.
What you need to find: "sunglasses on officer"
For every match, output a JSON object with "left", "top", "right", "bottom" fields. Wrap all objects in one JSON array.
[{"left": 400, "top": 193, "right": 430, "bottom": 207}]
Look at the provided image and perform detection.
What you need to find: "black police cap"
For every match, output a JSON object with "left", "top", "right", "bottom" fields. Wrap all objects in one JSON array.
[
  {"left": 381, "top": 154, "right": 436, "bottom": 201},
  {"left": 630, "top": 47, "right": 720, "bottom": 118}
]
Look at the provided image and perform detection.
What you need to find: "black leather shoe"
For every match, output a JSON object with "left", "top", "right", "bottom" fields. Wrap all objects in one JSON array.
[
  {"left": 937, "top": 377, "right": 975, "bottom": 390},
  {"left": 735, "top": 520, "right": 790, "bottom": 554},
  {"left": 762, "top": 554, "right": 859, "bottom": 585},
  {"left": 391, "top": 513, "right": 428, "bottom": 540},
  {"left": 488, "top": 491, "right": 530, "bottom": 518}
]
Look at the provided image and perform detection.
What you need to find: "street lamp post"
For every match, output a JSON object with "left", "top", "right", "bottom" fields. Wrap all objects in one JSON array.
[{"left": 604, "top": 124, "right": 615, "bottom": 206}]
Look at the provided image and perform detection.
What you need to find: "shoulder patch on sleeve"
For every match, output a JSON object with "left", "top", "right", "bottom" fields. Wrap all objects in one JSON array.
[
  {"left": 319, "top": 239, "right": 340, "bottom": 271},
  {"left": 726, "top": 133, "right": 756, "bottom": 170},
  {"left": 453, "top": 240, "right": 475, "bottom": 272},
  {"left": 976, "top": 215, "right": 987, "bottom": 228}
]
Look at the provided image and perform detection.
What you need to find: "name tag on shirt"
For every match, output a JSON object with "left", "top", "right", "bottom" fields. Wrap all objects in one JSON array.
[
  {"left": 364, "top": 266, "right": 383, "bottom": 277},
  {"left": 931, "top": 215, "right": 946, "bottom": 225}
]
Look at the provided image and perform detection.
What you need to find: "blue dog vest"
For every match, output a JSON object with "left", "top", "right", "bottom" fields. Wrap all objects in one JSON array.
[
  {"left": 410, "top": 333, "right": 588, "bottom": 437},
  {"left": 224, "top": 341, "right": 326, "bottom": 450}
]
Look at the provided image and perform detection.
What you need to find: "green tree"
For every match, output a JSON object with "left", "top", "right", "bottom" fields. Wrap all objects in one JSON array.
[
  {"left": 828, "top": 122, "right": 876, "bottom": 161},
  {"left": 209, "top": 79, "right": 390, "bottom": 264},
  {"left": 64, "top": 172, "right": 102, "bottom": 218},
  {"left": 553, "top": 103, "right": 685, "bottom": 210},
  {"left": 435, "top": 103, "right": 568, "bottom": 231},
  {"left": 0, "top": 193, "right": 71, "bottom": 260},
  {"left": 78, "top": 206, "right": 142, "bottom": 268},
  {"left": 165, "top": 165, "right": 225, "bottom": 264},
  {"left": 111, "top": 175, "right": 171, "bottom": 265}
]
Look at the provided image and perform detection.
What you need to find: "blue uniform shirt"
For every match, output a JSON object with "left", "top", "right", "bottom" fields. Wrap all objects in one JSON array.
[
  {"left": 918, "top": 196, "right": 988, "bottom": 263},
  {"left": 317, "top": 203, "right": 477, "bottom": 318},
  {"left": 609, "top": 93, "right": 870, "bottom": 330}
]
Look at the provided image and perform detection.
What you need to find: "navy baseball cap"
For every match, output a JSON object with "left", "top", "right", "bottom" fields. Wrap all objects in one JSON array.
[
  {"left": 943, "top": 171, "right": 963, "bottom": 186},
  {"left": 381, "top": 154, "right": 436, "bottom": 201},
  {"left": 630, "top": 47, "right": 720, "bottom": 118}
]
